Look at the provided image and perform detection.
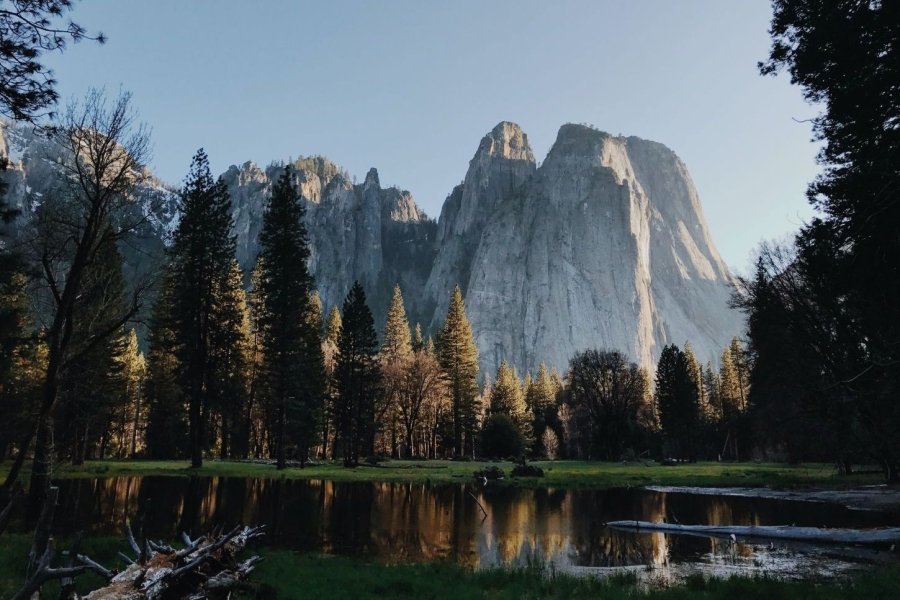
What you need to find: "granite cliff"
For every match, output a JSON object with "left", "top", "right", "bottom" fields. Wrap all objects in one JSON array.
[{"left": 0, "top": 120, "right": 741, "bottom": 375}]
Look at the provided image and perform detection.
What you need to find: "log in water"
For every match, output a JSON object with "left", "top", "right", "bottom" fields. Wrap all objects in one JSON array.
[{"left": 605, "top": 520, "right": 900, "bottom": 545}]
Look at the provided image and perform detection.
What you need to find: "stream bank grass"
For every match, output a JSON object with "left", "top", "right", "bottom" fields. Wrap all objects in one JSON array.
[
  {"left": 246, "top": 551, "right": 900, "bottom": 599},
  {"left": 3, "top": 539, "right": 898, "bottom": 599},
  {"left": 0, "top": 459, "right": 884, "bottom": 491}
]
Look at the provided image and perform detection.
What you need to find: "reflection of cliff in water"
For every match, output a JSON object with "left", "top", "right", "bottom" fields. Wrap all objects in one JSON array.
[{"left": 51, "top": 476, "right": 895, "bottom": 570}]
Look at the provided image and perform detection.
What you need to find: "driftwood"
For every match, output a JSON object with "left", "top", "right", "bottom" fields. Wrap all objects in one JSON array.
[
  {"left": 5, "top": 483, "right": 265, "bottom": 599},
  {"left": 82, "top": 524, "right": 266, "bottom": 600},
  {"left": 606, "top": 520, "right": 900, "bottom": 546}
]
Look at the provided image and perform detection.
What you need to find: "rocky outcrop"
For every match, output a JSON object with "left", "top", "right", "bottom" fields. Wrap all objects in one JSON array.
[
  {"left": 219, "top": 157, "right": 437, "bottom": 325},
  {"left": 0, "top": 120, "right": 741, "bottom": 374},
  {"left": 444, "top": 123, "right": 741, "bottom": 375},
  {"left": 422, "top": 122, "right": 536, "bottom": 328}
]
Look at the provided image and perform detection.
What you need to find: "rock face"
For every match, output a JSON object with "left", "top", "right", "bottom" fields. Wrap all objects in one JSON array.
[
  {"left": 0, "top": 120, "right": 741, "bottom": 375},
  {"left": 441, "top": 123, "right": 741, "bottom": 376},
  {"left": 423, "top": 122, "right": 536, "bottom": 329},
  {"left": 219, "top": 158, "right": 437, "bottom": 324}
]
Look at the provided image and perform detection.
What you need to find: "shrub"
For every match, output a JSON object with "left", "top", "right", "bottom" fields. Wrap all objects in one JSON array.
[
  {"left": 473, "top": 466, "right": 505, "bottom": 481},
  {"left": 481, "top": 414, "right": 526, "bottom": 459}
]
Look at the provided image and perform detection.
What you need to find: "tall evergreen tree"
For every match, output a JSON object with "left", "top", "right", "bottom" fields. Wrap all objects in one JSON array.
[
  {"left": 437, "top": 286, "right": 479, "bottom": 457},
  {"left": 169, "top": 149, "right": 237, "bottom": 468},
  {"left": 307, "top": 291, "right": 324, "bottom": 334},
  {"left": 119, "top": 328, "right": 146, "bottom": 458},
  {"left": 655, "top": 344, "right": 701, "bottom": 461},
  {"left": 208, "top": 260, "right": 251, "bottom": 459},
  {"left": 527, "top": 363, "right": 559, "bottom": 457},
  {"left": 334, "top": 282, "right": 381, "bottom": 465},
  {"left": 245, "top": 259, "right": 267, "bottom": 457},
  {"left": 325, "top": 306, "right": 342, "bottom": 345},
  {"left": 379, "top": 285, "right": 412, "bottom": 457},
  {"left": 704, "top": 361, "right": 721, "bottom": 423},
  {"left": 381, "top": 285, "right": 412, "bottom": 361},
  {"left": 490, "top": 361, "right": 532, "bottom": 448},
  {"left": 258, "top": 166, "right": 324, "bottom": 469},
  {"left": 411, "top": 323, "right": 424, "bottom": 353},
  {"left": 145, "top": 270, "right": 188, "bottom": 459}
]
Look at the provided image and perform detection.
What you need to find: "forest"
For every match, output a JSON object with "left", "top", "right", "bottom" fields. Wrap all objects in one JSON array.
[{"left": 0, "top": 0, "right": 895, "bottom": 499}]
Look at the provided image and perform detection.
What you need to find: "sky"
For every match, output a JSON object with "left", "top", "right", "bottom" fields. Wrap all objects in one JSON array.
[{"left": 42, "top": 0, "right": 821, "bottom": 272}]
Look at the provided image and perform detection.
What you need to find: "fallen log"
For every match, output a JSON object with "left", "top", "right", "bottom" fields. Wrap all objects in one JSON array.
[
  {"left": 84, "top": 524, "right": 266, "bottom": 600},
  {"left": 3, "top": 481, "right": 266, "bottom": 599},
  {"left": 605, "top": 520, "right": 900, "bottom": 545}
]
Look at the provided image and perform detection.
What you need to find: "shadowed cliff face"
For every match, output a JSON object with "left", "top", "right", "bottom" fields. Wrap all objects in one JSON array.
[
  {"left": 220, "top": 159, "right": 437, "bottom": 327},
  {"left": 0, "top": 120, "right": 741, "bottom": 374},
  {"left": 422, "top": 122, "right": 537, "bottom": 330}
]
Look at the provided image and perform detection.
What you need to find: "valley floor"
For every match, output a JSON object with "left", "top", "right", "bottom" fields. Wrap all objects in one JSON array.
[{"left": 0, "top": 458, "right": 891, "bottom": 495}]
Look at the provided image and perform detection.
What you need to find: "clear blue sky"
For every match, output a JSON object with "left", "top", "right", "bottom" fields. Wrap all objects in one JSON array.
[{"left": 44, "top": 0, "right": 820, "bottom": 271}]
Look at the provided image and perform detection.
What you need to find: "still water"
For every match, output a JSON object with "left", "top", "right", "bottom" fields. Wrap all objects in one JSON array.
[{"left": 50, "top": 477, "right": 899, "bottom": 581}]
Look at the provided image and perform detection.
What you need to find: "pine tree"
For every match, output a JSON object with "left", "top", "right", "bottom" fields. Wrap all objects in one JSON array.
[
  {"left": 527, "top": 363, "right": 559, "bottom": 457},
  {"left": 655, "top": 344, "right": 701, "bottom": 460},
  {"left": 169, "top": 149, "right": 237, "bottom": 468},
  {"left": 412, "top": 323, "right": 424, "bottom": 353},
  {"left": 490, "top": 361, "right": 532, "bottom": 448},
  {"left": 437, "top": 286, "right": 479, "bottom": 457},
  {"left": 259, "top": 166, "right": 324, "bottom": 469},
  {"left": 119, "top": 329, "right": 146, "bottom": 458},
  {"left": 320, "top": 302, "right": 341, "bottom": 460},
  {"left": 683, "top": 341, "right": 705, "bottom": 409},
  {"left": 308, "top": 291, "right": 324, "bottom": 334},
  {"left": 379, "top": 285, "right": 411, "bottom": 457},
  {"left": 325, "top": 306, "right": 342, "bottom": 345},
  {"left": 334, "top": 281, "right": 381, "bottom": 466},
  {"left": 704, "top": 361, "right": 721, "bottom": 423},
  {"left": 729, "top": 336, "right": 749, "bottom": 411},
  {"left": 381, "top": 285, "right": 412, "bottom": 361},
  {"left": 145, "top": 270, "right": 188, "bottom": 459},
  {"left": 245, "top": 259, "right": 267, "bottom": 456},
  {"left": 207, "top": 259, "right": 251, "bottom": 459}
]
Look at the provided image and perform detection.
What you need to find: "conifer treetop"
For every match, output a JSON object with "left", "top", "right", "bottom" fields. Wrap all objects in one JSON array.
[{"left": 381, "top": 284, "right": 412, "bottom": 361}]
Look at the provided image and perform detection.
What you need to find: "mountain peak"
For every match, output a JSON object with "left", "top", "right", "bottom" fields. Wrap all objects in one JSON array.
[{"left": 476, "top": 121, "right": 534, "bottom": 164}]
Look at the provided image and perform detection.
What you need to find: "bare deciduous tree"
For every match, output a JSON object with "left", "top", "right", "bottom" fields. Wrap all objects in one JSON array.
[{"left": 1, "top": 89, "right": 154, "bottom": 500}]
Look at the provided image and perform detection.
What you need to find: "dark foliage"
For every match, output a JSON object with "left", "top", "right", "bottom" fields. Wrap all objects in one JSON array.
[
  {"left": 168, "top": 149, "right": 237, "bottom": 468},
  {"left": 334, "top": 282, "right": 381, "bottom": 466},
  {"left": 258, "top": 166, "right": 324, "bottom": 469},
  {"left": 0, "top": 1, "right": 105, "bottom": 122},
  {"left": 480, "top": 414, "right": 526, "bottom": 459}
]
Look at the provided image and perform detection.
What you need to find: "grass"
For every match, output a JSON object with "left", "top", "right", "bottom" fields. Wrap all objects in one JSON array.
[
  {"left": 245, "top": 552, "right": 900, "bottom": 599},
  {"left": 0, "top": 535, "right": 123, "bottom": 600},
  {"left": 3, "top": 539, "right": 899, "bottom": 600},
  {"left": 0, "top": 458, "right": 885, "bottom": 491}
]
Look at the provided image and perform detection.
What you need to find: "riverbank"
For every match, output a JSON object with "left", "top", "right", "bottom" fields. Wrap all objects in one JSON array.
[
  {"left": 2, "top": 536, "right": 899, "bottom": 599},
  {"left": 0, "top": 459, "right": 889, "bottom": 492}
]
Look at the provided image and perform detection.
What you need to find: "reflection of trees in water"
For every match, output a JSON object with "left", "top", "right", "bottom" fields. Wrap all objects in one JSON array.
[{"left": 51, "top": 477, "right": 884, "bottom": 570}]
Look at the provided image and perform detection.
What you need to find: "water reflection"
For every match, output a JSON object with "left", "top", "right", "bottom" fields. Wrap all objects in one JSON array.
[{"left": 50, "top": 476, "right": 897, "bottom": 573}]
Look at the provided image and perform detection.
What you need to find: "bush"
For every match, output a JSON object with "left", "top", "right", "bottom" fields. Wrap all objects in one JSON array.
[
  {"left": 473, "top": 466, "right": 505, "bottom": 481},
  {"left": 511, "top": 463, "right": 544, "bottom": 477},
  {"left": 451, "top": 455, "right": 472, "bottom": 462},
  {"left": 481, "top": 414, "right": 526, "bottom": 459}
]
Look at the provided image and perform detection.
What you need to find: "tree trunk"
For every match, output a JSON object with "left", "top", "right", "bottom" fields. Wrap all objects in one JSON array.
[
  {"left": 130, "top": 390, "right": 141, "bottom": 458},
  {"left": 189, "top": 384, "right": 203, "bottom": 468},
  {"left": 276, "top": 397, "right": 286, "bottom": 470}
]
